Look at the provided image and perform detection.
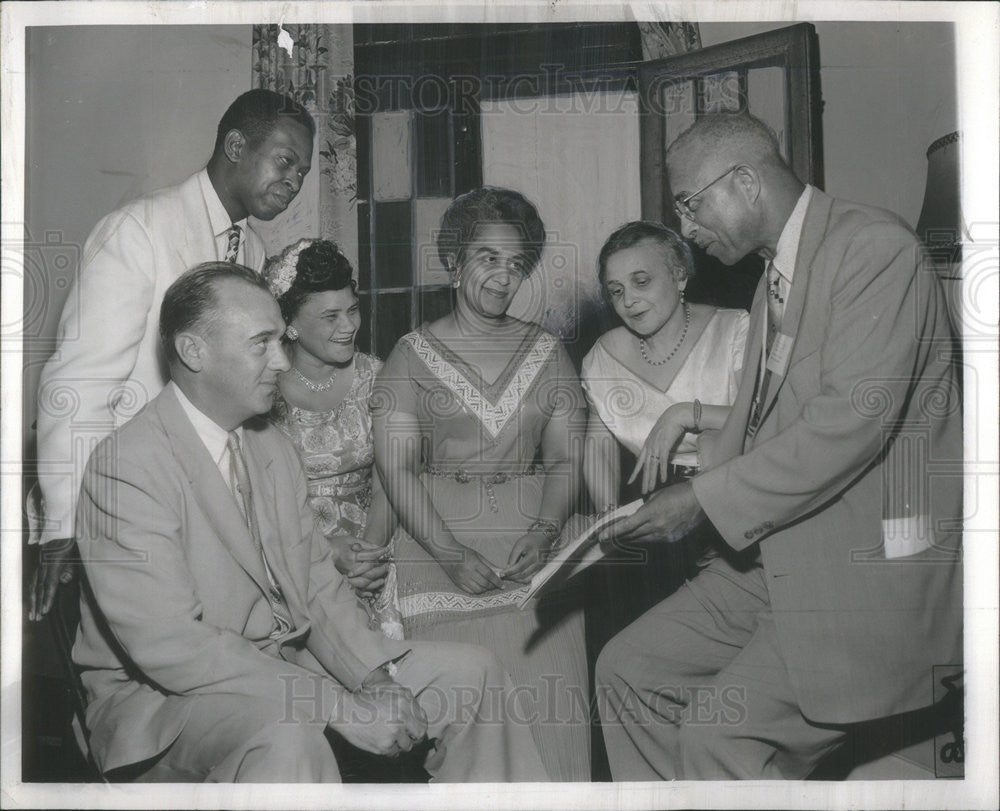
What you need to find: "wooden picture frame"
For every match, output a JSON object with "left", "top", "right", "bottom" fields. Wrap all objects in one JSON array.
[
  {"left": 639, "top": 22, "right": 824, "bottom": 220},
  {"left": 638, "top": 23, "right": 824, "bottom": 309}
]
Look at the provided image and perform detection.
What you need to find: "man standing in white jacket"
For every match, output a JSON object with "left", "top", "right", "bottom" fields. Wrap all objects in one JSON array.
[{"left": 29, "top": 88, "right": 315, "bottom": 619}]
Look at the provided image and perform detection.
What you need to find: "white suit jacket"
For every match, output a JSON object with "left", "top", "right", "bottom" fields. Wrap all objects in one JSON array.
[{"left": 35, "top": 170, "right": 266, "bottom": 543}]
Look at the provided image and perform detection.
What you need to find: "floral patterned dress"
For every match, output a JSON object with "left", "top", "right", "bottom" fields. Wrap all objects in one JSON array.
[{"left": 270, "top": 352, "right": 403, "bottom": 639}]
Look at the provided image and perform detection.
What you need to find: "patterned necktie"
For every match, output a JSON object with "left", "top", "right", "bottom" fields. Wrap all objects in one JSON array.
[
  {"left": 765, "top": 261, "right": 784, "bottom": 356},
  {"left": 224, "top": 224, "right": 242, "bottom": 263},
  {"left": 750, "top": 262, "right": 783, "bottom": 438},
  {"left": 227, "top": 432, "right": 293, "bottom": 639}
]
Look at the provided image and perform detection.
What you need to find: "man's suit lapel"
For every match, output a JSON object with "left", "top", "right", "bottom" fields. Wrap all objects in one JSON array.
[
  {"left": 174, "top": 172, "right": 218, "bottom": 269},
  {"left": 153, "top": 386, "right": 272, "bottom": 594},
  {"left": 754, "top": 189, "right": 834, "bottom": 433},
  {"left": 240, "top": 424, "right": 311, "bottom": 627}
]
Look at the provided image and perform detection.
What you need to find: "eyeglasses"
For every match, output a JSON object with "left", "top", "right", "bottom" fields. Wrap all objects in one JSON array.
[{"left": 673, "top": 165, "right": 740, "bottom": 222}]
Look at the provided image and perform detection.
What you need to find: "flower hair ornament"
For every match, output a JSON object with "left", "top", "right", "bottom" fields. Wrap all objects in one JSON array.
[{"left": 263, "top": 237, "right": 318, "bottom": 300}]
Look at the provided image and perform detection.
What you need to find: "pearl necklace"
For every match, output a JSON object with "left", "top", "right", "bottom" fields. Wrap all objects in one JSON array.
[
  {"left": 639, "top": 302, "right": 691, "bottom": 366},
  {"left": 292, "top": 366, "right": 337, "bottom": 392}
]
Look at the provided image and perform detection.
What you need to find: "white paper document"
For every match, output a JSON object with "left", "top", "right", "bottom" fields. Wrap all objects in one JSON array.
[{"left": 517, "top": 500, "right": 643, "bottom": 608}]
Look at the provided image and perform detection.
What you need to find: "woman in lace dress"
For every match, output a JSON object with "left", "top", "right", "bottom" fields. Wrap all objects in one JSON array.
[
  {"left": 265, "top": 239, "right": 403, "bottom": 639},
  {"left": 582, "top": 220, "right": 749, "bottom": 631},
  {"left": 372, "top": 188, "right": 590, "bottom": 781}
]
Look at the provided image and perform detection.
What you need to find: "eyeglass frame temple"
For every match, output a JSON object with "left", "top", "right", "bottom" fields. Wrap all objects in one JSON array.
[{"left": 673, "top": 164, "right": 741, "bottom": 220}]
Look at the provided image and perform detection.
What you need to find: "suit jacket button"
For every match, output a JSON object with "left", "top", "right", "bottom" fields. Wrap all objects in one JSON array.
[{"left": 744, "top": 530, "right": 755, "bottom": 540}]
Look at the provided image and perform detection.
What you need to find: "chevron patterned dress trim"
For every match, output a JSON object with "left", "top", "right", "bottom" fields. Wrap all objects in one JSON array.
[{"left": 402, "top": 330, "right": 557, "bottom": 440}]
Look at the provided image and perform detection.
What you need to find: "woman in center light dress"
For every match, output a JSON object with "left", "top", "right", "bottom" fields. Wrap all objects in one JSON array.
[{"left": 373, "top": 187, "right": 591, "bottom": 781}]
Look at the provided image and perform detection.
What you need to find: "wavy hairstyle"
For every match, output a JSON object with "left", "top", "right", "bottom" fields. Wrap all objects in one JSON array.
[
  {"left": 436, "top": 186, "right": 546, "bottom": 274},
  {"left": 597, "top": 221, "right": 694, "bottom": 287},
  {"left": 264, "top": 238, "right": 356, "bottom": 324}
]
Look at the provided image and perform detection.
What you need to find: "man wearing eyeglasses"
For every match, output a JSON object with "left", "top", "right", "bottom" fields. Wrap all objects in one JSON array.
[{"left": 595, "top": 112, "right": 962, "bottom": 780}]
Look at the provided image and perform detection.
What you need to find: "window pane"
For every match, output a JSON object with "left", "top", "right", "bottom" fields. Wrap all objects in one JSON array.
[
  {"left": 661, "top": 79, "right": 695, "bottom": 155},
  {"left": 355, "top": 113, "right": 371, "bottom": 202},
  {"left": 373, "top": 200, "right": 412, "bottom": 288},
  {"left": 747, "top": 67, "right": 788, "bottom": 161},
  {"left": 372, "top": 110, "right": 412, "bottom": 201},
  {"left": 372, "top": 290, "right": 412, "bottom": 360},
  {"left": 357, "top": 201, "right": 371, "bottom": 290},
  {"left": 413, "top": 196, "right": 452, "bottom": 287},
  {"left": 355, "top": 291, "right": 372, "bottom": 356},
  {"left": 415, "top": 109, "right": 452, "bottom": 197},
  {"left": 416, "top": 285, "right": 454, "bottom": 326},
  {"left": 699, "top": 71, "right": 743, "bottom": 114},
  {"left": 453, "top": 104, "right": 483, "bottom": 195}
]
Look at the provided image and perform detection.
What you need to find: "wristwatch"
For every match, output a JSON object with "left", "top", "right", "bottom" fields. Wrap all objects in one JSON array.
[{"left": 527, "top": 518, "right": 561, "bottom": 543}]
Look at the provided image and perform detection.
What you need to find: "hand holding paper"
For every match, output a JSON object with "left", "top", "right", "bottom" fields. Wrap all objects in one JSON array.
[
  {"left": 517, "top": 501, "right": 643, "bottom": 607},
  {"left": 597, "top": 483, "right": 703, "bottom": 546}
]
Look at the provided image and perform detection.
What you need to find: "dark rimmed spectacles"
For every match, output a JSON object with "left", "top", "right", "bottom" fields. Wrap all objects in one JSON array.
[{"left": 673, "top": 165, "right": 740, "bottom": 222}]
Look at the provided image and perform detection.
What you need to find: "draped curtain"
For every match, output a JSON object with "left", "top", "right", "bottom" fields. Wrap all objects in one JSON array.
[
  {"left": 479, "top": 22, "right": 702, "bottom": 360},
  {"left": 481, "top": 91, "right": 642, "bottom": 362},
  {"left": 251, "top": 24, "right": 358, "bottom": 266},
  {"left": 637, "top": 21, "right": 702, "bottom": 60}
]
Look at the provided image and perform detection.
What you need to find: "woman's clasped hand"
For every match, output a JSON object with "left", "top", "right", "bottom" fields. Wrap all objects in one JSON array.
[{"left": 331, "top": 536, "right": 391, "bottom": 593}]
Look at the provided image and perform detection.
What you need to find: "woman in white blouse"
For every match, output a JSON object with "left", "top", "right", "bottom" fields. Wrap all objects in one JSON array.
[{"left": 582, "top": 221, "right": 748, "bottom": 566}]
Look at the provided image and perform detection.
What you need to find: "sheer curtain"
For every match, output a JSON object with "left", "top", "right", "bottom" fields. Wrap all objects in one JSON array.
[
  {"left": 251, "top": 24, "right": 358, "bottom": 265},
  {"left": 481, "top": 90, "right": 641, "bottom": 361}
]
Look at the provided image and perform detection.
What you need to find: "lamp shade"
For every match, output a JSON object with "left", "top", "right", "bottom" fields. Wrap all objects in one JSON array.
[{"left": 915, "top": 131, "right": 962, "bottom": 266}]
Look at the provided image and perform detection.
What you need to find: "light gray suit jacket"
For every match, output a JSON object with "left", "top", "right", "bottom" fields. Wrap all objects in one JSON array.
[
  {"left": 73, "top": 385, "right": 408, "bottom": 773},
  {"left": 692, "top": 189, "right": 962, "bottom": 724},
  {"left": 36, "top": 170, "right": 266, "bottom": 544}
]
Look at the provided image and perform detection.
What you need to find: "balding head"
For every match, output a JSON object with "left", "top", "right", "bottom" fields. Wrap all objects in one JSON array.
[
  {"left": 160, "top": 262, "right": 290, "bottom": 431},
  {"left": 665, "top": 112, "right": 804, "bottom": 263},
  {"left": 666, "top": 112, "right": 786, "bottom": 175}
]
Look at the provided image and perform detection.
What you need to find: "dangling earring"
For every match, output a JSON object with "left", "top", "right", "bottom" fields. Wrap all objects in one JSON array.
[
  {"left": 286, "top": 325, "right": 299, "bottom": 341},
  {"left": 451, "top": 271, "right": 461, "bottom": 290}
]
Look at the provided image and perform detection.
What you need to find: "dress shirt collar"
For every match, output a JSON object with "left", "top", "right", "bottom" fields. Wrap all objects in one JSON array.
[
  {"left": 768, "top": 184, "right": 813, "bottom": 283},
  {"left": 196, "top": 167, "right": 250, "bottom": 239},
  {"left": 169, "top": 380, "right": 243, "bottom": 469}
]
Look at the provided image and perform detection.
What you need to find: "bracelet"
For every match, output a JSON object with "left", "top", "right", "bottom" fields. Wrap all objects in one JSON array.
[
  {"left": 527, "top": 519, "right": 561, "bottom": 543},
  {"left": 692, "top": 399, "right": 703, "bottom": 433}
]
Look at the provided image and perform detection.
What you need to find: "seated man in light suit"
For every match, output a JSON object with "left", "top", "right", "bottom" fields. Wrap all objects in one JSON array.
[
  {"left": 72, "top": 262, "right": 549, "bottom": 783},
  {"left": 595, "top": 112, "right": 962, "bottom": 780},
  {"left": 31, "top": 89, "right": 315, "bottom": 619}
]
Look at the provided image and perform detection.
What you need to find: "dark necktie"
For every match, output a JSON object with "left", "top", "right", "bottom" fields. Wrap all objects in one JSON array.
[
  {"left": 224, "top": 224, "right": 242, "bottom": 263},
  {"left": 227, "top": 432, "right": 293, "bottom": 639}
]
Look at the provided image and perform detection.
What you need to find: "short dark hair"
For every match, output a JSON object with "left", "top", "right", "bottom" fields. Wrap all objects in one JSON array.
[
  {"left": 159, "top": 262, "right": 270, "bottom": 364},
  {"left": 436, "top": 187, "right": 546, "bottom": 274},
  {"left": 597, "top": 221, "right": 694, "bottom": 285},
  {"left": 213, "top": 89, "right": 315, "bottom": 155},
  {"left": 666, "top": 111, "right": 784, "bottom": 170},
  {"left": 269, "top": 239, "right": 357, "bottom": 323}
]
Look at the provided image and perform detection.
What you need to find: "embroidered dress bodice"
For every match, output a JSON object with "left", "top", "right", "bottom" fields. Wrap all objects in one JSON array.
[{"left": 393, "top": 325, "right": 563, "bottom": 471}]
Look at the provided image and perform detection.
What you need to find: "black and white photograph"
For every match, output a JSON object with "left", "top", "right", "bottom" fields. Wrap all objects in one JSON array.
[{"left": 2, "top": 1, "right": 997, "bottom": 809}]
